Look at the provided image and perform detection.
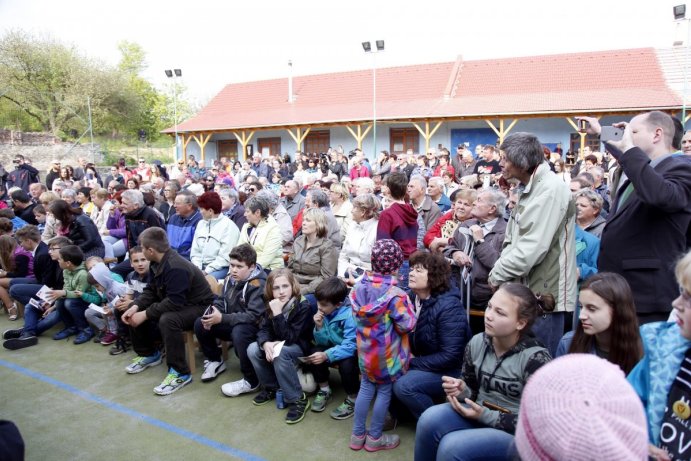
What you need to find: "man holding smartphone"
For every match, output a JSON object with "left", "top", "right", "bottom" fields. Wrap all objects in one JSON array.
[{"left": 580, "top": 112, "right": 691, "bottom": 324}]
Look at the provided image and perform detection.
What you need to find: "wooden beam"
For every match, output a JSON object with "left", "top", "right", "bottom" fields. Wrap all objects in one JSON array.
[
  {"left": 486, "top": 119, "right": 519, "bottom": 144},
  {"left": 345, "top": 124, "right": 372, "bottom": 150},
  {"left": 233, "top": 130, "right": 255, "bottom": 161},
  {"left": 286, "top": 127, "right": 312, "bottom": 151},
  {"left": 180, "top": 133, "right": 193, "bottom": 162},
  {"left": 412, "top": 121, "right": 443, "bottom": 153}
]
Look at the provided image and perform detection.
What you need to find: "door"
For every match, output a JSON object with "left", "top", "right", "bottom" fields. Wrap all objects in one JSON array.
[
  {"left": 390, "top": 128, "right": 419, "bottom": 156},
  {"left": 304, "top": 130, "right": 330, "bottom": 155},
  {"left": 257, "top": 137, "right": 282, "bottom": 158},
  {"left": 217, "top": 140, "right": 239, "bottom": 162}
]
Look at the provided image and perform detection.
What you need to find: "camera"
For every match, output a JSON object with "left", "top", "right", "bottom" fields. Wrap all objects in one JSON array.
[{"left": 348, "top": 149, "right": 358, "bottom": 159}]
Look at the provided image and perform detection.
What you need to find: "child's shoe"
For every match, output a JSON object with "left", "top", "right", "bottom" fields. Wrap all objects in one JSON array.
[
  {"left": 330, "top": 397, "right": 356, "bottom": 420},
  {"left": 125, "top": 351, "right": 162, "bottom": 374},
  {"left": 364, "top": 433, "right": 400, "bottom": 452},
  {"left": 349, "top": 433, "right": 366, "bottom": 451},
  {"left": 74, "top": 329, "right": 95, "bottom": 345},
  {"left": 100, "top": 331, "right": 118, "bottom": 345},
  {"left": 285, "top": 392, "right": 311, "bottom": 424},
  {"left": 53, "top": 327, "right": 78, "bottom": 340},
  {"left": 153, "top": 368, "right": 192, "bottom": 396}
]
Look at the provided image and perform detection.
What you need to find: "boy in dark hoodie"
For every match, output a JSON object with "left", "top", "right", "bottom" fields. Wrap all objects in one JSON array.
[
  {"left": 376, "top": 172, "right": 418, "bottom": 289},
  {"left": 195, "top": 243, "right": 267, "bottom": 397}
]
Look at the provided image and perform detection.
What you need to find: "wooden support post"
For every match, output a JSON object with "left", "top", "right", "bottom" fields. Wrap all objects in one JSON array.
[
  {"left": 232, "top": 130, "right": 256, "bottom": 161},
  {"left": 181, "top": 134, "right": 192, "bottom": 163},
  {"left": 412, "top": 121, "right": 443, "bottom": 153},
  {"left": 345, "top": 124, "right": 373, "bottom": 150},
  {"left": 192, "top": 132, "right": 212, "bottom": 165},
  {"left": 286, "top": 127, "right": 311, "bottom": 152},
  {"left": 565, "top": 118, "right": 588, "bottom": 160},
  {"left": 485, "top": 119, "right": 519, "bottom": 145}
]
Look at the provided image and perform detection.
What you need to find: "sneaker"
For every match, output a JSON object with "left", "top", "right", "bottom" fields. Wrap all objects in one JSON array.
[
  {"left": 201, "top": 360, "right": 227, "bottom": 383},
  {"left": 74, "top": 330, "right": 95, "bottom": 345},
  {"left": 53, "top": 327, "right": 78, "bottom": 340},
  {"left": 349, "top": 433, "right": 366, "bottom": 451},
  {"left": 3, "top": 333, "right": 38, "bottom": 350},
  {"left": 364, "top": 433, "right": 400, "bottom": 452},
  {"left": 3, "top": 328, "right": 23, "bottom": 340},
  {"left": 221, "top": 378, "right": 259, "bottom": 397},
  {"left": 93, "top": 330, "right": 106, "bottom": 343},
  {"left": 285, "top": 392, "right": 311, "bottom": 424},
  {"left": 311, "top": 389, "right": 332, "bottom": 412},
  {"left": 330, "top": 397, "right": 356, "bottom": 420},
  {"left": 100, "top": 332, "right": 118, "bottom": 346},
  {"left": 252, "top": 388, "right": 276, "bottom": 406},
  {"left": 153, "top": 368, "right": 192, "bottom": 396},
  {"left": 109, "top": 338, "right": 129, "bottom": 356},
  {"left": 125, "top": 351, "right": 162, "bottom": 374}
]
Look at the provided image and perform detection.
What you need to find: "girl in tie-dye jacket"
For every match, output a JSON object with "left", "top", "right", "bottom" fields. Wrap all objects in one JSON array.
[{"left": 348, "top": 239, "right": 416, "bottom": 451}]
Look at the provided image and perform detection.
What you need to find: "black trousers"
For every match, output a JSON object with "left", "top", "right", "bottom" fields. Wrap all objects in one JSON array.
[{"left": 305, "top": 345, "right": 360, "bottom": 396}]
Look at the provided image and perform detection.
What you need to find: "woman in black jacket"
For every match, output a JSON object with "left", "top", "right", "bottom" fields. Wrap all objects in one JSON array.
[
  {"left": 392, "top": 251, "right": 471, "bottom": 420},
  {"left": 48, "top": 200, "right": 104, "bottom": 258}
]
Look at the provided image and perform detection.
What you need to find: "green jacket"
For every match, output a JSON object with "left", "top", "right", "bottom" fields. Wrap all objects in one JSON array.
[
  {"left": 488, "top": 162, "right": 578, "bottom": 312},
  {"left": 63, "top": 263, "right": 89, "bottom": 299}
]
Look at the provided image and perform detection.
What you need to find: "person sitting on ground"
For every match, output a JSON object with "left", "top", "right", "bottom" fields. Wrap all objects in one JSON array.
[
  {"left": 392, "top": 251, "right": 470, "bottom": 421},
  {"left": 195, "top": 244, "right": 267, "bottom": 397},
  {"left": 414, "top": 283, "right": 553, "bottom": 461},
  {"left": 10, "top": 190, "right": 37, "bottom": 225},
  {"left": 425, "top": 189, "right": 476, "bottom": 252},
  {"left": 167, "top": 190, "right": 202, "bottom": 260},
  {"left": 45, "top": 245, "right": 92, "bottom": 344},
  {"left": 627, "top": 250, "right": 691, "bottom": 461},
  {"left": 302, "top": 277, "right": 359, "bottom": 420},
  {"left": 338, "top": 194, "right": 380, "bottom": 285},
  {"left": 48, "top": 199, "right": 105, "bottom": 259},
  {"left": 190, "top": 191, "right": 239, "bottom": 279},
  {"left": 3, "top": 236, "right": 69, "bottom": 350},
  {"left": 514, "top": 354, "right": 648, "bottom": 461},
  {"left": 556, "top": 272, "right": 643, "bottom": 374},
  {"left": 0, "top": 235, "right": 33, "bottom": 320},
  {"left": 121, "top": 227, "right": 216, "bottom": 396},
  {"left": 288, "top": 208, "right": 338, "bottom": 296},
  {"left": 349, "top": 239, "right": 416, "bottom": 452},
  {"left": 83, "top": 261, "right": 126, "bottom": 345},
  {"left": 236, "top": 196, "right": 284, "bottom": 271},
  {"left": 247, "top": 268, "right": 314, "bottom": 424}
]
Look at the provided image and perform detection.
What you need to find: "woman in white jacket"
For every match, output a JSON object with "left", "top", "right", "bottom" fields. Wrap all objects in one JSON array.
[
  {"left": 338, "top": 194, "right": 380, "bottom": 285},
  {"left": 191, "top": 192, "right": 239, "bottom": 279}
]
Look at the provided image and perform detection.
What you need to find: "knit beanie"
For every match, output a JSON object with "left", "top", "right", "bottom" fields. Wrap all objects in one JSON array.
[
  {"left": 371, "top": 239, "right": 403, "bottom": 275},
  {"left": 515, "top": 354, "right": 648, "bottom": 461}
]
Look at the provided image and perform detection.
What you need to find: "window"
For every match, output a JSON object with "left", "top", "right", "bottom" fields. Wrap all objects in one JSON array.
[
  {"left": 217, "top": 140, "right": 238, "bottom": 161},
  {"left": 257, "top": 137, "right": 282, "bottom": 157},
  {"left": 390, "top": 128, "right": 419, "bottom": 155}
]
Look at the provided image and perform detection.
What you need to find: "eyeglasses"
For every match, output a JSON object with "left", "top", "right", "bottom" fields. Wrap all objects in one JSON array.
[
  {"left": 49, "top": 247, "right": 61, "bottom": 252},
  {"left": 139, "top": 160, "right": 145, "bottom": 163},
  {"left": 164, "top": 189, "right": 171, "bottom": 192}
]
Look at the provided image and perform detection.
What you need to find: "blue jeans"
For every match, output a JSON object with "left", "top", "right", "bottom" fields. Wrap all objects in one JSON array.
[
  {"left": 532, "top": 311, "right": 566, "bottom": 357},
  {"left": 247, "top": 341, "right": 303, "bottom": 403},
  {"left": 393, "top": 369, "right": 459, "bottom": 420},
  {"left": 352, "top": 378, "right": 392, "bottom": 439},
  {"left": 57, "top": 298, "right": 90, "bottom": 332},
  {"left": 415, "top": 403, "right": 514, "bottom": 461},
  {"left": 207, "top": 267, "right": 229, "bottom": 280},
  {"left": 8, "top": 282, "right": 41, "bottom": 306},
  {"left": 22, "top": 302, "right": 62, "bottom": 337}
]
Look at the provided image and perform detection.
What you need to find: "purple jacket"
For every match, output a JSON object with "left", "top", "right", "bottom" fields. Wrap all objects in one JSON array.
[
  {"left": 106, "top": 209, "right": 126, "bottom": 239},
  {"left": 350, "top": 272, "right": 416, "bottom": 384}
]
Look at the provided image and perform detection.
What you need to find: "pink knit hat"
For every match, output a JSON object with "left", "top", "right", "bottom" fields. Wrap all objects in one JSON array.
[{"left": 515, "top": 354, "right": 648, "bottom": 461}]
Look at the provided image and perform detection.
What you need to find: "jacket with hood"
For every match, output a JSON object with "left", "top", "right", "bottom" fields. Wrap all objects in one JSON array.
[
  {"left": 313, "top": 303, "right": 357, "bottom": 363},
  {"left": 213, "top": 264, "right": 267, "bottom": 328},
  {"left": 350, "top": 272, "right": 417, "bottom": 384},
  {"left": 460, "top": 333, "right": 551, "bottom": 434},
  {"left": 62, "top": 263, "right": 89, "bottom": 299},
  {"left": 256, "top": 296, "right": 314, "bottom": 354},
  {"left": 237, "top": 216, "right": 284, "bottom": 270},
  {"left": 408, "top": 289, "right": 470, "bottom": 374},
  {"left": 190, "top": 214, "right": 239, "bottom": 274},
  {"left": 87, "top": 262, "right": 126, "bottom": 304},
  {"left": 376, "top": 203, "right": 419, "bottom": 259}
]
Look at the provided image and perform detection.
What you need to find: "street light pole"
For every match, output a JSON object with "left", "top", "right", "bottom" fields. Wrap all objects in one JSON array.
[
  {"left": 362, "top": 40, "right": 384, "bottom": 158},
  {"left": 674, "top": 5, "right": 690, "bottom": 127},
  {"left": 165, "top": 69, "right": 182, "bottom": 160}
]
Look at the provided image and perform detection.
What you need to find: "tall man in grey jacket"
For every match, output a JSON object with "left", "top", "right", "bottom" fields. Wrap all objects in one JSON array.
[{"left": 488, "top": 132, "right": 577, "bottom": 356}]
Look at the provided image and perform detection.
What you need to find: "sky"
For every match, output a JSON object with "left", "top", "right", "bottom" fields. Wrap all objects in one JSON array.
[{"left": 0, "top": 0, "right": 688, "bottom": 107}]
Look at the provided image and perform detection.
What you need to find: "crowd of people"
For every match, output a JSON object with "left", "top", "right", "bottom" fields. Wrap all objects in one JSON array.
[{"left": 1, "top": 109, "right": 690, "bottom": 460}]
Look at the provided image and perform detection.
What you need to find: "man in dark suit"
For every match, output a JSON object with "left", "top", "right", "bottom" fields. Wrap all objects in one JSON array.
[{"left": 584, "top": 112, "right": 691, "bottom": 323}]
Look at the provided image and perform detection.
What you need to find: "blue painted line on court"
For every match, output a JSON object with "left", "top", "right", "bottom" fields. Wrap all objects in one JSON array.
[{"left": 0, "top": 359, "right": 266, "bottom": 461}]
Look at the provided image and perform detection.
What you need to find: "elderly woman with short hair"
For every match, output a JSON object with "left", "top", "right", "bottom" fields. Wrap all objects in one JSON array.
[
  {"left": 288, "top": 207, "right": 338, "bottom": 295},
  {"left": 191, "top": 191, "right": 240, "bottom": 279},
  {"left": 575, "top": 189, "right": 606, "bottom": 238},
  {"left": 329, "top": 182, "right": 353, "bottom": 240},
  {"left": 237, "top": 196, "right": 284, "bottom": 271},
  {"left": 337, "top": 194, "right": 379, "bottom": 285}
]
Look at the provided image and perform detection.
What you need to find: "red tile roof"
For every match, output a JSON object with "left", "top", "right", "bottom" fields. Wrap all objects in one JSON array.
[{"left": 167, "top": 48, "right": 681, "bottom": 133}]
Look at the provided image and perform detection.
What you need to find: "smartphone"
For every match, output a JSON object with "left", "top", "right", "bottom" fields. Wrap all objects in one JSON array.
[
  {"left": 600, "top": 126, "right": 624, "bottom": 143},
  {"left": 203, "top": 305, "right": 215, "bottom": 317}
]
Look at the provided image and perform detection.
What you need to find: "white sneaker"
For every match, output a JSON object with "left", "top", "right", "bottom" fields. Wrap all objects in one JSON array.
[
  {"left": 201, "top": 360, "right": 226, "bottom": 382},
  {"left": 221, "top": 378, "right": 259, "bottom": 397}
]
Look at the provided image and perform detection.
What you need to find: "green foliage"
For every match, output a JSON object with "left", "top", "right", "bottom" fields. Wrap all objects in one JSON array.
[{"left": 0, "top": 31, "right": 195, "bottom": 144}]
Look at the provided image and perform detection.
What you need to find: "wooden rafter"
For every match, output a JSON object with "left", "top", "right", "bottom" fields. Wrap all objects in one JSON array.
[
  {"left": 286, "top": 127, "right": 311, "bottom": 152},
  {"left": 412, "top": 121, "right": 443, "bottom": 153},
  {"left": 345, "top": 124, "right": 373, "bottom": 150},
  {"left": 232, "top": 130, "right": 256, "bottom": 161},
  {"left": 191, "top": 132, "right": 212, "bottom": 165},
  {"left": 485, "top": 119, "right": 519, "bottom": 145}
]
